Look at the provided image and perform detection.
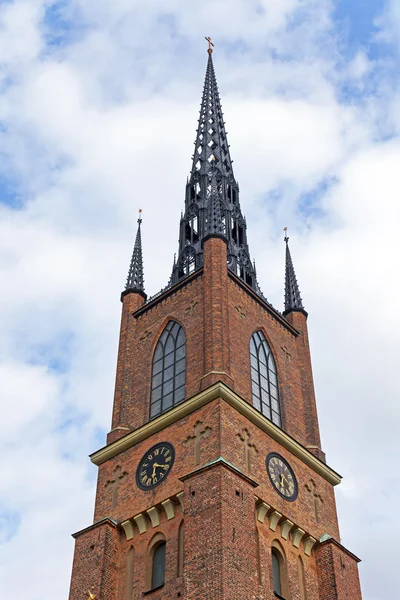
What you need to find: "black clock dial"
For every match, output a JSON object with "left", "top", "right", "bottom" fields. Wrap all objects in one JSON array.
[
  {"left": 136, "top": 442, "right": 175, "bottom": 490},
  {"left": 266, "top": 453, "right": 298, "bottom": 502}
]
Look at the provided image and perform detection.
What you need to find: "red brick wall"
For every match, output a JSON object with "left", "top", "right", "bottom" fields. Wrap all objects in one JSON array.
[
  {"left": 68, "top": 520, "right": 120, "bottom": 600},
  {"left": 315, "top": 540, "right": 362, "bottom": 600},
  {"left": 68, "top": 235, "right": 362, "bottom": 599},
  {"left": 108, "top": 236, "right": 323, "bottom": 458}
]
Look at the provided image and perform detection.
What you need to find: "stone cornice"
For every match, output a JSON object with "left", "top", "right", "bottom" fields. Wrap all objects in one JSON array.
[
  {"left": 179, "top": 456, "right": 259, "bottom": 487},
  {"left": 132, "top": 269, "right": 203, "bottom": 319},
  {"left": 90, "top": 382, "right": 341, "bottom": 486},
  {"left": 72, "top": 517, "right": 118, "bottom": 539},
  {"left": 318, "top": 536, "right": 361, "bottom": 563},
  {"left": 227, "top": 271, "right": 300, "bottom": 336}
]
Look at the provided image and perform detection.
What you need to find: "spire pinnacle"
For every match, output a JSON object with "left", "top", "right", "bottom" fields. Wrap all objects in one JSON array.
[
  {"left": 171, "top": 49, "right": 259, "bottom": 296},
  {"left": 283, "top": 229, "right": 305, "bottom": 315},
  {"left": 125, "top": 210, "right": 145, "bottom": 295},
  {"left": 205, "top": 36, "right": 214, "bottom": 54}
]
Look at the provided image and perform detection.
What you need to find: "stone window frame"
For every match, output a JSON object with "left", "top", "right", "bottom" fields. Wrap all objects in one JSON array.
[
  {"left": 144, "top": 532, "right": 167, "bottom": 593},
  {"left": 271, "top": 540, "right": 289, "bottom": 599}
]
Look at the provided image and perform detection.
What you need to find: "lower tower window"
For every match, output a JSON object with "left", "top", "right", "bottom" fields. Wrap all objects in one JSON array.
[{"left": 152, "top": 541, "right": 166, "bottom": 589}]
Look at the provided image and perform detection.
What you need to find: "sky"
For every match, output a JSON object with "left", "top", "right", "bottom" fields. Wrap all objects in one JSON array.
[{"left": 0, "top": 0, "right": 399, "bottom": 598}]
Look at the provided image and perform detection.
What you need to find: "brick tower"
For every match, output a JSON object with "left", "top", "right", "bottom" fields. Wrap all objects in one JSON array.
[{"left": 68, "top": 46, "right": 363, "bottom": 600}]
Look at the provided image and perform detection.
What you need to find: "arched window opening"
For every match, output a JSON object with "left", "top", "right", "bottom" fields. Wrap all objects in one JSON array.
[
  {"left": 185, "top": 206, "right": 199, "bottom": 246},
  {"left": 238, "top": 225, "right": 244, "bottom": 246},
  {"left": 150, "top": 321, "right": 186, "bottom": 418},
  {"left": 245, "top": 271, "right": 253, "bottom": 287},
  {"left": 271, "top": 544, "right": 289, "bottom": 598},
  {"left": 232, "top": 222, "right": 238, "bottom": 244},
  {"left": 151, "top": 541, "right": 166, "bottom": 589},
  {"left": 272, "top": 549, "right": 282, "bottom": 595},
  {"left": 298, "top": 556, "right": 307, "bottom": 600},
  {"left": 250, "top": 331, "right": 281, "bottom": 427},
  {"left": 177, "top": 521, "right": 184, "bottom": 577},
  {"left": 124, "top": 547, "right": 134, "bottom": 600},
  {"left": 178, "top": 247, "right": 196, "bottom": 279},
  {"left": 256, "top": 528, "right": 262, "bottom": 585}
]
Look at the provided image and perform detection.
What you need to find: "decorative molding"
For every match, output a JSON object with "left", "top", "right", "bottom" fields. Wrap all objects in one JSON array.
[
  {"left": 176, "top": 491, "right": 184, "bottom": 511},
  {"left": 280, "top": 519, "right": 294, "bottom": 540},
  {"left": 183, "top": 420, "right": 212, "bottom": 466},
  {"left": 185, "top": 300, "right": 199, "bottom": 314},
  {"left": 121, "top": 520, "right": 135, "bottom": 541},
  {"left": 133, "top": 514, "right": 147, "bottom": 535},
  {"left": 180, "top": 456, "right": 258, "bottom": 488},
  {"left": 146, "top": 507, "right": 160, "bottom": 528},
  {"left": 161, "top": 499, "right": 175, "bottom": 520},
  {"left": 292, "top": 527, "right": 306, "bottom": 549},
  {"left": 235, "top": 305, "right": 246, "bottom": 319},
  {"left": 91, "top": 383, "right": 341, "bottom": 488},
  {"left": 256, "top": 501, "right": 271, "bottom": 524},
  {"left": 268, "top": 510, "right": 282, "bottom": 532},
  {"left": 72, "top": 517, "right": 118, "bottom": 539},
  {"left": 303, "top": 535, "right": 317, "bottom": 556}
]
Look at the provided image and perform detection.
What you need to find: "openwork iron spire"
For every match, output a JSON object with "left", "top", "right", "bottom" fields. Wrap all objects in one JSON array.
[
  {"left": 125, "top": 211, "right": 145, "bottom": 293},
  {"left": 171, "top": 45, "right": 260, "bottom": 294},
  {"left": 284, "top": 231, "right": 304, "bottom": 314}
]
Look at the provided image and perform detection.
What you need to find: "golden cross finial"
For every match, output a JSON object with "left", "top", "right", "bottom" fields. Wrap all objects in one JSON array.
[
  {"left": 205, "top": 36, "right": 214, "bottom": 54},
  {"left": 284, "top": 227, "right": 289, "bottom": 242}
]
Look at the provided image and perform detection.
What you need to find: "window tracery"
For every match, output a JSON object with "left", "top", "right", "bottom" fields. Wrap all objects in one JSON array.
[
  {"left": 250, "top": 331, "right": 281, "bottom": 427},
  {"left": 150, "top": 321, "right": 186, "bottom": 418}
]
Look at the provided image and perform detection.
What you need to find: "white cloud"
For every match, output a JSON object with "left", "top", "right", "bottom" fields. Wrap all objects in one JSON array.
[{"left": 0, "top": 0, "right": 398, "bottom": 598}]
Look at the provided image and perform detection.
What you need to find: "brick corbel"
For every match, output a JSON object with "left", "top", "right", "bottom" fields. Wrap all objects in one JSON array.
[
  {"left": 292, "top": 527, "right": 306, "bottom": 548},
  {"left": 161, "top": 499, "right": 175, "bottom": 520},
  {"left": 303, "top": 535, "right": 317, "bottom": 556},
  {"left": 121, "top": 519, "right": 135, "bottom": 541},
  {"left": 268, "top": 510, "right": 283, "bottom": 532},
  {"left": 146, "top": 507, "right": 160, "bottom": 528},
  {"left": 280, "top": 519, "right": 294, "bottom": 540},
  {"left": 256, "top": 501, "right": 271, "bottom": 524},
  {"left": 133, "top": 513, "right": 147, "bottom": 534}
]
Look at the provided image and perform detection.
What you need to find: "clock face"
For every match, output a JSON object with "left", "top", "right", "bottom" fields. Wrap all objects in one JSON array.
[
  {"left": 136, "top": 442, "right": 175, "bottom": 490},
  {"left": 266, "top": 453, "right": 298, "bottom": 502}
]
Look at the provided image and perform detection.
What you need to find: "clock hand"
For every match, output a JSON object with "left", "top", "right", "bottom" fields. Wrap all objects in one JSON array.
[{"left": 152, "top": 463, "right": 165, "bottom": 477}]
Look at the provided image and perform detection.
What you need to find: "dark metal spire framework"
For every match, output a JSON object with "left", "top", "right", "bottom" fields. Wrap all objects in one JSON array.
[
  {"left": 125, "top": 211, "right": 145, "bottom": 294},
  {"left": 170, "top": 48, "right": 260, "bottom": 293},
  {"left": 284, "top": 233, "right": 305, "bottom": 314}
]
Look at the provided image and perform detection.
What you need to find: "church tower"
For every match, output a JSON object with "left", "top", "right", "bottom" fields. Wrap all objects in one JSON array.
[{"left": 68, "top": 46, "right": 363, "bottom": 600}]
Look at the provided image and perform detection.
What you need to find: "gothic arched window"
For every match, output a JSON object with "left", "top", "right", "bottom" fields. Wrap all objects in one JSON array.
[
  {"left": 150, "top": 321, "right": 186, "bottom": 418},
  {"left": 151, "top": 541, "right": 166, "bottom": 589},
  {"left": 178, "top": 246, "right": 196, "bottom": 279},
  {"left": 272, "top": 548, "right": 283, "bottom": 595},
  {"left": 250, "top": 331, "right": 281, "bottom": 427}
]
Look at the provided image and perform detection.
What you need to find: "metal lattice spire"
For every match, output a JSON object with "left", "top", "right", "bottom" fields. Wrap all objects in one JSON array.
[
  {"left": 125, "top": 211, "right": 145, "bottom": 293},
  {"left": 284, "top": 230, "right": 304, "bottom": 313},
  {"left": 205, "top": 169, "right": 226, "bottom": 236},
  {"left": 171, "top": 41, "right": 261, "bottom": 295},
  {"left": 190, "top": 49, "right": 234, "bottom": 179}
]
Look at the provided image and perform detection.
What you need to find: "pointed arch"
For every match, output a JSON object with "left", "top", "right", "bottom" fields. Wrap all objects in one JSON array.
[
  {"left": 177, "top": 520, "right": 184, "bottom": 577},
  {"left": 150, "top": 320, "right": 186, "bottom": 418},
  {"left": 298, "top": 555, "right": 307, "bottom": 600},
  {"left": 250, "top": 330, "right": 281, "bottom": 427},
  {"left": 145, "top": 533, "right": 167, "bottom": 592},
  {"left": 271, "top": 540, "right": 289, "bottom": 598},
  {"left": 124, "top": 546, "right": 135, "bottom": 600}
]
